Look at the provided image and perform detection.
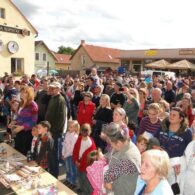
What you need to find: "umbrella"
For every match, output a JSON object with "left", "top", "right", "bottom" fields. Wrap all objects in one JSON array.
[
  {"left": 49, "top": 69, "right": 58, "bottom": 74},
  {"left": 36, "top": 69, "right": 47, "bottom": 76},
  {"left": 145, "top": 59, "right": 170, "bottom": 69},
  {"left": 167, "top": 60, "right": 195, "bottom": 70}
]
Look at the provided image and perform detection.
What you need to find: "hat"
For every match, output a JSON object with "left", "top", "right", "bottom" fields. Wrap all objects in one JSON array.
[
  {"left": 84, "top": 91, "right": 93, "bottom": 99},
  {"left": 49, "top": 81, "right": 61, "bottom": 89},
  {"left": 115, "top": 81, "right": 122, "bottom": 88}
]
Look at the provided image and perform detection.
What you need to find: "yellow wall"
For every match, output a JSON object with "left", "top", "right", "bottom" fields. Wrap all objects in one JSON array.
[
  {"left": 35, "top": 44, "right": 56, "bottom": 71},
  {"left": 71, "top": 46, "right": 94, "bottom": 71},
  {"left": 55, "top": 63, "right": 70, "bottom": 70},
  {"left": 0, "top": 0, "right": 37, "bottom": 76}
]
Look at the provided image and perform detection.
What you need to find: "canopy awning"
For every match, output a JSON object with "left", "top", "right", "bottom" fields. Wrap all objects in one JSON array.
[
  {"left": 167, "top": 59, "right": 195, "bottom": 70},
  {"left": 145, "top": 59, "right": 170, "bottom": 69}
]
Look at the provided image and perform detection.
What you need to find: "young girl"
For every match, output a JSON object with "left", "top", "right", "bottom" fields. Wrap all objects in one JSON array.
[
  {"left": 62, "top": 120, "right": 80, "bottom": 188},
  {"left": 136, "top": 135, "right": 148, "bottom": 154},
  {"left": 73, "top": 123, "right": 96, "bottom": 195},
  {"left": 33, "top": 121, "right": 55, "bottom": 175}
]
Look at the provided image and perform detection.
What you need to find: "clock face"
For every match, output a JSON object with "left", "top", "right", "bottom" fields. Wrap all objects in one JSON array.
[
  {"left": 7, "top": 41, "right": 19, "bottom": 54},
  {"left": 0, "top": 40, "right": 3, "bottom": 52}
]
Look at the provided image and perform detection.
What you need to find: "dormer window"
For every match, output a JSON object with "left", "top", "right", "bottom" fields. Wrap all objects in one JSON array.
[{"left": 0, "top": 8, "right": 5, "bottom": 19}]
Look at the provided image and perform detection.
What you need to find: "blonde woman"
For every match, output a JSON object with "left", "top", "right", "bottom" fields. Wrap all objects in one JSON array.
[
  {"left": 91, "top": 94, "right": 113, "bottom": 152},
  {"left": 134, "top": 149, "right": 173, "bottom": 195}
]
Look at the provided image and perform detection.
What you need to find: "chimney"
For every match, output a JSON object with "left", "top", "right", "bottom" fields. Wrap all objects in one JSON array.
[{"left": 81, "top": 40, "right": 85, "bottom": 45}]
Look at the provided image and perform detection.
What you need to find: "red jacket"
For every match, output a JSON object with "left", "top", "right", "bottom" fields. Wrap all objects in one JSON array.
[
  {"left": 73, "top": 136, "right": 96, "bottom": 172},
  {"left": 77, "top": 101, "right": 95, "bottom": 126}
]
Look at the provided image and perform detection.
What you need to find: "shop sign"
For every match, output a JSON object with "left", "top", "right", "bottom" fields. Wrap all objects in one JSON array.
[
  {"left": 0, "top": 25, "right": 30, "bottom": 36},
  {"left": 144, "top": 50, "right": 157, "bottom": 56},
  {"left": 179, "top": 49, "right": 195, "bottom": 55}
]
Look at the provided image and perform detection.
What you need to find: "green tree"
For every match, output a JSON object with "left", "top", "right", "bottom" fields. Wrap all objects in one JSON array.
[{"left": 57, "top": 46, "right": 75, "bottom": 55}]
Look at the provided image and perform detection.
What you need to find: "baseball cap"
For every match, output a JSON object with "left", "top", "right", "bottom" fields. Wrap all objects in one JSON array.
[{"left": 49, "top": 81, "right": 61, "bottom": 89}]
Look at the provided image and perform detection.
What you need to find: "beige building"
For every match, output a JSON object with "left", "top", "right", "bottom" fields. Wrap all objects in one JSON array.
[
  {"left": 120, "top": 48, "right": 195, "bottom": 74},
  {"left": 70, "top": 40, "right": 120, "bottom": 73},
  {"left": 0, "top": 0, "right": 38, "bottom": 76},
  {"left": 53, "top": 53, "right": 71, "bottom": 71},
  {"left": 35, "top": 41, "right": 57, "bottom": 72}
]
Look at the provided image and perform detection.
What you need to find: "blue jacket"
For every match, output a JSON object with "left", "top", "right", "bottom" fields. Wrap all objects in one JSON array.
[{"left": 155, "top": 118, "right": 192, "bottom": 158}]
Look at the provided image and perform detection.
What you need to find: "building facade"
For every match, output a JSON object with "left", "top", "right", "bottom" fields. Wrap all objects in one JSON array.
[
  {"left": 120, "top": 48, "right": 195, "bottom": 74},
  {"left": 35, "top": 41, "right": 57, "bottom": 72},
  {"left": 70, "top": 40, "right": 120, "bottom": 73},
  {"left": 0, "top": 0, "right": 38, "bottom": 76}
]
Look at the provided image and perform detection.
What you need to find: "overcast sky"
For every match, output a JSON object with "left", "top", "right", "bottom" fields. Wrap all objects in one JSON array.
[{"left": 13, "top": 0, "right": 195, "bottom": 51}]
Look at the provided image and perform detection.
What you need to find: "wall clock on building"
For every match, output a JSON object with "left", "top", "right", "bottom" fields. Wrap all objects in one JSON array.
[
  {"left": 0, "top": 40, "right": 3, "bottom": 52},
  {"left": 7, "top": 41, "right": 19, "bottom": 54}
]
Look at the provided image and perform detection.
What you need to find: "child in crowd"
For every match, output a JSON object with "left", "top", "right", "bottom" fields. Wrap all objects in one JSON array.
[
  {"left": 73, "top": 123, "right": 96, "bottom": 195},
  {"left": 136, "top": 135, "right": 148, "bottom": 154},
  {"left": 31, "top": 125, "right": 39, "bottom": 155},
  {"left": 86, "top": 149, "right": 107, "bottom": 195},
  {"left": 33, "top": 121, "right": 55, "bottom": 175},
  {"left": 62, "top": 120, "right": 80, "bottom": 189},
  {"left": 127, "top": 121, "right": 137, "bottom": 143}
]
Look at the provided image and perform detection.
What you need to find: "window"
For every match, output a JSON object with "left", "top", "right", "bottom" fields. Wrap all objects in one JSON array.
[
  {"left": 0, "top": 8, "right": 5, "bottom": 19},
  {"left": 81, "top": 55, "right": 86, "bottom": 66},
  {"left": 43, "top": 53, "right": 47, "bottom": 61},
  {"left": 35, "top": 53, "right": 39, "bottom": 60},
  {"left": 11, "top": 58, "right": 24, "bottom": 73}
]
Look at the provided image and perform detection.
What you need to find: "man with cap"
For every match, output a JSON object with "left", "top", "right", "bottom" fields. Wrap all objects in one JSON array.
[
  {"left": 110, "top": 81, "right": 126, "bottom": 109},
  {"left": 45, "top": 81, "right": 66, "bottom": 178}
]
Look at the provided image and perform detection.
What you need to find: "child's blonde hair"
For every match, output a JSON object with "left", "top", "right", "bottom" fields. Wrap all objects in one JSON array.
[{"left": 68, "top": 120, "right": 80, "bottom": 134}]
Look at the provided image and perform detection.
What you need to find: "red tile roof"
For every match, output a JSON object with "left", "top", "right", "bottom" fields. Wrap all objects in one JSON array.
[
  {"left": 70, "top": 41, "right": 120, "bottom": 64},
  {"left": 53, "top": 53, "right": 71, "bottom": 64}
]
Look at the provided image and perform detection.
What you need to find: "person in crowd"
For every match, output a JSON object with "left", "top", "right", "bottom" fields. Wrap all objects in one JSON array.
[
  {"left": 8, "top": 86, "right": 38, "bottom": 155},
  {"left": 71, "top": 81, "right": 84, "bottom": 119},
  {"left": 158, "top": 99, "right": 170, "bottom": 121},
  {"left": 110, "top": 82, "right": 126, "bottom": 109},
  {"left": 102, "top": 123, "right": 141, "bottom": 195},
  {"left": 21, "top": 74, "right": 34, "bottom": 87},
  {"left": 134, "top": 149, "right": 173, "bottom": 195},
  {"left": 84, "top": 77, "right": 95, "bottom": 92},
  {"left": 73, "top": 123, "right": 96, "bottom": 195},
  {"left": 164, "top": 80, "right": 176, "bottom": 107},
  {"left": 45, "top": 81, "right": 67, "bottom": 178},
  {"left": 77, "top": 92, "right": 95, "bottom": 126},
  {"left": 62, "top": 120, "right": 80, "bottom": 189},
  {"left": 123, "top": 88, "right": 140, "bottom": 126},
  {"left": 35, "top": 78, "right": 49, "bottom": 123},
  {"left": 92, "top": 85, "right": 102, "bottom": 107},
  {"left": 138, "top": 103, "right": 161, "bottom": 138},
  {"left": 31, "top": 125, "right": 39, "bottom": 155},
  {"left": 179, "top": 96, "right": 194, "bottom": 126},
  {"left": 176, "top": 81, "right": 189, "bottom": 102},
  {"left": 191, "top": 89, "right": 195, "bottom": 108},
  {"left": 182, "top": 120, "right": 195, "bottom": 195},
  {"left": 155, "top": 107, "right": 192, "bottom": 189},
  {"left": 91, "top": 94, "right": 113, "bottom": 152},
  {"left": 136, "top": 135, "right": 148, "bottom": 154},
  {"left": 113, "top": 107, "right": 129, "bottom": 135},
  {"left": 90, "top": 67, "right": 100, "bottom": 86},
  {"left": 138, "top": 88, "right": 148, "bottom": 123},
  {"left": 33, "top": 121, "right": 55, "bottom": 174}
]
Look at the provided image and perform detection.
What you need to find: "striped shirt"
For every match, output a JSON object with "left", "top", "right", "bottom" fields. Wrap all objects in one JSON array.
[{"left": 138, "top": 116, "right": 161, "bottom": 136}]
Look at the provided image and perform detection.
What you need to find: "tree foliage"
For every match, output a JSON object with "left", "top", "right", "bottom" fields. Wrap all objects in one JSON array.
[{"left": 57, "top": 46, "right": 75, "bottom": 55}]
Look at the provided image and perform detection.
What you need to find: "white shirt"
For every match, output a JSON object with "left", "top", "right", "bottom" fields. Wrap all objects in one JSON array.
[
  {"left": 79, "top": 137, "right": 92, "bottom": 159},
  {"left": 62, "top": 132, "right": 78, "bottom": 158}
]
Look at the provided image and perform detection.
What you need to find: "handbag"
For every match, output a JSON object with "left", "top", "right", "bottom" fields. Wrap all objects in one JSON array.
[{"left": 171, "top": 170, "right": 180, "bottom": 195}]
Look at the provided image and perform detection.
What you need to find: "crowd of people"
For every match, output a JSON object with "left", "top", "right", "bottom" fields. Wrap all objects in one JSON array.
[{"left": 0, "top": 68, "right": 195, "bottom": 195}]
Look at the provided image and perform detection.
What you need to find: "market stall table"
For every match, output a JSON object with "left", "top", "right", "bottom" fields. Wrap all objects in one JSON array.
[{"left": 0, "top": 142, "right": 77, "bottom": 195}]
